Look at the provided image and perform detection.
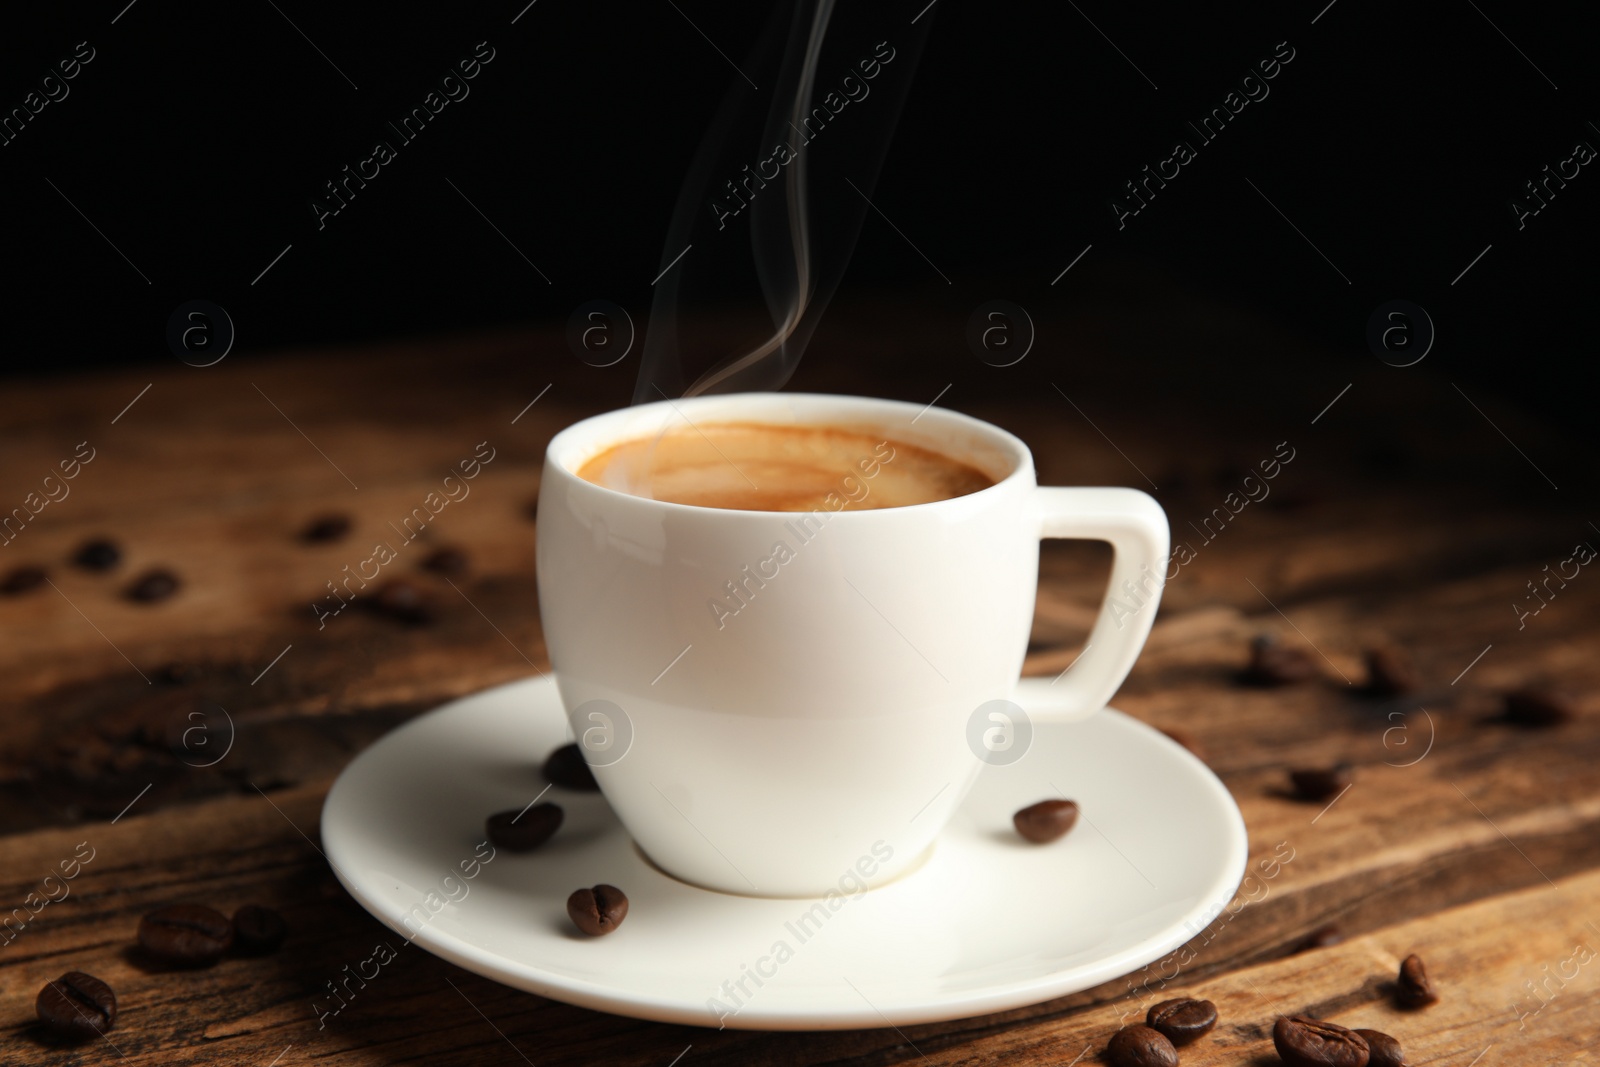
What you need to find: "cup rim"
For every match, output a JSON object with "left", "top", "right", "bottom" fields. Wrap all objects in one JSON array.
[{"left": 543, "top": 391, "right": 1035, "bottom": 518}]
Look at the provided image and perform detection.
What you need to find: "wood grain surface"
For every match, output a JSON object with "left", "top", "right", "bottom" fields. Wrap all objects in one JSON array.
[{"left": 0, "top": 301, "right": 1594, "bottom": 1064}]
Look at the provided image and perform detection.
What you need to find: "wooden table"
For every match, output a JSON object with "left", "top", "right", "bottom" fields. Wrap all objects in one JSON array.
[{"left": 2, "top": 298, "right": 1596, "bottom": 1065}]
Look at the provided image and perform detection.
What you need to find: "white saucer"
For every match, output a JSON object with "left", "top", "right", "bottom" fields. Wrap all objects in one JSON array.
[{"left": 321, "top": 676, "right": 1247, "bottom": 1030}]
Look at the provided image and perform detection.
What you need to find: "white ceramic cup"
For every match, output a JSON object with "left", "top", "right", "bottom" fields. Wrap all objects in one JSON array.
[{"left": 537, "top": 393, "right": 1168, "bottom": 897}]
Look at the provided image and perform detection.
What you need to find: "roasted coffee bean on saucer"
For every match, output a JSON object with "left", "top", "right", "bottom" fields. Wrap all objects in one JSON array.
[
  {"left": 1288, "top": 763, "right": 1353, "bottom": 802},
  {"left": 1013, "top": 799, "right": 1079, "bottom": 843},
  {"left": 1146, "top": 996, "right": 1217, "bottom": 1045},
  {"left": 1, "top": 565, "right": 47, "bottom": 595},
  {"left": 1273, "top": 1014, "right": 1370, "bottom": 1067},
  {"left": 72, "top": 538, "right": 122, "bottom": 572},
  {"left": 299, "top": 514, "right": 352, "bottom": 543},
  {"left": 126, "top": 568, "right": 181, "bottom": 603},
  {"left": 542, "top": 744, "right": 599, "bottom": 791},
  {"left": 567, "top": 884, "right": 628, "bottom": 936},
  {"left": 1355, "top": 1028, "right": 1407, "bottom": 1067},
  {"left": 487, "top": 803, "right": 563, "bottom": 851},
  {"left": 1105, "top": 1023, "right": 1178, "bottom": 1067},
  {"left": 1395, "top": 952, "right": 1438, "bottom": 1008},
  {"left": 139, "top": 903, "right": 233, "bottom": 965},
  {"left": 231, "top": 904, "right": 288, "bottom": 955},
  {"left": 1241, "top": 635, "right": 1318, "bottom": 686},
  {"left": 35, "top": 971, "right": 116, "bottom": 1038}
]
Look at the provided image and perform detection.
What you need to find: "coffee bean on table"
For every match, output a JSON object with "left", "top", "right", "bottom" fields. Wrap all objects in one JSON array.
[
  {"left": 1242, "top": 635, "right": 1319, "bottom": 686},
  {"left": 1273, "top": 1015, "right": 1371, "bottom": 1067},
  {"left": 368, "top": 579, "right": 436, "bottom": 624},
  {"left": 543, "top": 743, "right": 599, "bottom": 791},
  {"left": 420, "top": 545, "right": 470, "bottom": 576},
  {"left": 1294, "top": 923, "right": 1344, "bottom": 953},
  {"left": 1013, "top": 799, "right": 1080, "bottom": 843},
  {"left": 1289, "top": 763, "right": 1353, "bottom": 802},
  {"left": 1146, "top": 997, "right": 1217, "bottom": 1045},
  {"left": 1105, "top": 1023, "right": 1179, "bottom": 1067},
  {"left": 300, "top": 514, "right": 351, "bottom": 543},
  {"left": 139, "top": 903, "right": 234, "bottom": 965},
  {"left": 567, "top": 884, "right": 628, "bottom": 936},
  {"left": 1395, "top": 952, "right": 1438, "bottom": 1008},
  {"left": 1355, "top": 1029, "right": 1406, "bottom": 1067},
  {"left": 1, "top": 565, "right": 47, "bottom": 595},
  {"left": 73, "top": 538, "right": 122, "bottom": 572},
  {"left": 35, "top": 971, "right": 116, "bottom": 1038},
  {"left": 231, "top": 904, "right": 288, "bottom": 955},
  {"left": 126, "top": 568, "right": 180, "bottom": 603},
  {"left": 1502, "top": 688, "right": 1574, "bottom": 727},
  {"left": 1363, "top": 646, "right": 1417, "bottom": 696},
  {"left": 487, "top": 803, "right": 564, "bottom": 851}
]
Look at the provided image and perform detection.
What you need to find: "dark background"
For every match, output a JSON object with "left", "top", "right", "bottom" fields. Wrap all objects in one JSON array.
[{"left": 2, "top": 0, "right": 1594, "bottom": 443}]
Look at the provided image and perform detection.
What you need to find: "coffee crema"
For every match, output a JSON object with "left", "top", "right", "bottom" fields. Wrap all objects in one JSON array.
[{"left": 576, "top": 422, "right": 996, "bottom": 511}]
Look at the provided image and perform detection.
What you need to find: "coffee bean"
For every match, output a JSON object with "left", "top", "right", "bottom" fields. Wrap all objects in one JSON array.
[
  {"left": 1363, "top": 646, "right": 1417, "bottom": 697},
  {"left": 1289, "top": 763, "right": 1353, "bottom": 802},
  {"left": 1013, "top": 799, "right": 1079, "bottom": 843},
  {"left": 1395, "top": 952, "right": 1438, "bottom": 1008},
  {"left": 567, "top": 884, "right": 628, "bottom": 936},
  {"left": 524, "top": 499, "right": 539, "bottom": 522},
  {"left": 368, "top": 579, "right": 436, "bottom": 624},
  {"left": 1503, "top": 688, "right": 1574, "bottom": 727},
  {"left": 231, "top": 904, "right": 287, "bottom": 955},
  {"left": 1242, "top": 635, "right": 1318, "bottom": 686},
  {"left": 1273, "top": 1015, "right": 1370, "bottom": 1067},
  {"left": 487, "top": 803, "right": 563, "bottom": 851},
  {"left": 126, "top": 568, "right": 181, "bottom": 603},
  {"left": 421, "top": 545, "right": 470, "bottom": 576},
  {"left": 1105, "top": 1024, "right": 1179, "bottom": 1067},
  {"left": 543, "top": 743, "right": 599, "bottom": 791},
  {"left": 139, "top": 903, "right": 234, "bottom": 965},
  {"left": 1294, "top": 923, "right": 1344, "bottom": 953},
  {"left": 300, "top": 514, "right": 351, "bottom": 543},
  {"left": 1, "top": 565, "right": 47, "bottom": 595},
  {"left": 35, "top": 972, "right": 116, "bottom": 1038},
  {"left": 1159, "top": 728, "right": 1208, "bottom": 763},
  {"left": 1355, "top": 1029, "right": 1406, "bottom": 1067},
  {"left": 73, "top": 538, "right": 122, "bottom": 572},
  {"left": 1146, "top": 997, "right": 1217, "bottom": 1045}
]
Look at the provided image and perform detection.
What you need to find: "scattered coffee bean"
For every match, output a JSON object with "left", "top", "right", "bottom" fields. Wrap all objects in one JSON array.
[
  {"left": 567, "top": 884, "right": 628, "bottom": 936},
  {"left": 368, "top": 579, "right": 436, "bottom": 624},
  {"left": 231, "top": 904, "right": 288, "bottom": 955},
  {"left": 1105, "top": 1024, "right": 1179, "bottom": 1067},
  {"left": 1013, "top": 799, "right": 1080, "bottom": 843},
  {"left": 1355, "top": 1029, "right": 1406, "bottom": 1067},
  {"left": 1, "top": 565, "right": 47, "bottom": 595},
  {"left": 1242, "top": 635, "right": 1318, "bottom": 686},
  {"left": 1273, "top": 1015, "right": 1370, "bottom": 1067},
  {"left": 1146, "top": 997, "right": 1217, "bottom": 1045},
  {"left": 1395, "top": 952, "right": 1438, "bottom": 1008},
  {"left": 1502, "top": 688, "right": 1574, "bottom": 727},
  {"left": 1289, "top": 763, "right": 1353, "bottom": 802},
  {"left": 1363, "top": 646, "right": 1417, "bottom": 697},
  {"left": 487, "top": 803, "right": 564, "bottom": 852},
  {"left": 126, "top": 568, "right": 180, "bottom": 603},
  {"left": 35, "top": 972, "right": 116, "bottom": 1038},
  {"left": 1294, "top": 923, "right": 1344, "bottom": 953},
  {"left": 157, "top": 662, "right": 197, "bottom": 685},
  {"left": 72, "top": 538, "right": 122, "bottom": 572},
  {"left": 139, "top": 903, "right": 234, "bottom": 965},
  {"left": 421, "top": 545, "right": 469, "bottom": 576},
  {"left": 300, "top": 514, "right": 351, "bottom": 543},
  {"left": 543, "top": 743, "right": 599, "bottom": 791},
  {"left": 1159, "top": 728, "right": 1208, "bottom": 763}
]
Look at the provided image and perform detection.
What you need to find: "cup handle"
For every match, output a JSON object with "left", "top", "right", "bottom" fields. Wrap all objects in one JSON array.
[{"left": 1015, "top": 487, "right": 1169, "bottom": 722}]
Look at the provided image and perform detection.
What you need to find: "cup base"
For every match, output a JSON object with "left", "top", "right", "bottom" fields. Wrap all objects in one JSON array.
[{"left": 630, "top": 838, "right": 940, "bottom": 900}]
